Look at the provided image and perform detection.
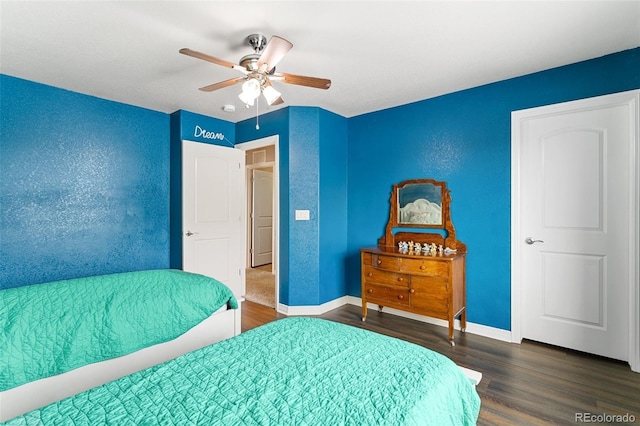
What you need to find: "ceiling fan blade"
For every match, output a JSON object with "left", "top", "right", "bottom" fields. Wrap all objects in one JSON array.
[
  {"left": 198, "top": 77, "right": 246, "bottom": 92},
  {"left": 273, "top": 72, "right": 331, "bottom": 90},
  {"left": 180, "top": 48, "right": 247, "bottom": 73},
  {"left": 257, "top": 36, "right": 293, "bottom": 73}
]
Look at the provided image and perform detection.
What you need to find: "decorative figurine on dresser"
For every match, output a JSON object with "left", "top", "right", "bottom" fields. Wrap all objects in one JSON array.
[{"left": 360, "top": 178, "right": 467, "bottom": 346}]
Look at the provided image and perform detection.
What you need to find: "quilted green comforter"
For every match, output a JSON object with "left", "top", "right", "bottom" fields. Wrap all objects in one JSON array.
[
  {"left": 0, "top": 269, "right": 237, "bottom": 391},
  {"left": 8, "top": 317, "right": 480, "bottom": 425}
]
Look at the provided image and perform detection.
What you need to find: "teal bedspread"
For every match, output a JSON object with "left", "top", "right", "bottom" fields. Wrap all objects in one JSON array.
[
  {"left": 0, "top": 269, "right": 237, "bottom": 391},
  {"left": 8, "top": 317, "right": 480, "bottom": 425}
]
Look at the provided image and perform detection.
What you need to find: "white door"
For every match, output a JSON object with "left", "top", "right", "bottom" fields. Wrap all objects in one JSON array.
[
  {"left": 512, "top": 91, "right": 638, "bottom": 365},
  {"left": 182, "top": 141, "right": 245, "bottom": 298},
  {"left": 251, "top": 169, "right": 273, "bottom": 267}
]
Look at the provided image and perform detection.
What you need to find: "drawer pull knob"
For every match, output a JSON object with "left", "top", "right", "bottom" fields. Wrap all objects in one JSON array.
[
  {"left": 377, "top": 259, "right": 382, "bottom": 265},
  {"left": 397, "top": 295, "right": 404, "bottom": 300},
  {"left": 367, "top": 289, "right": 373, "bottom": 293},
  {"left": 397, "top": 277, "right": 403, "bottom": 282},
  {"left": 410, "top": 288, "right": 415, "bottom": 294},
  {"left": 367, "top": 272, "right": 373, "bottom": 277},
  {"left": 419, "top": 265, "right": 426, "bottom": 270}
]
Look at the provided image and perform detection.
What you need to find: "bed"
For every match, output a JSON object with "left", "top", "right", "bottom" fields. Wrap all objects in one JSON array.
[
  {"left": 1, "top": 270, "right": 481, "bottom": 425},
  {"left": 0, "top": 269, "right": 240, "bottom": 422}
]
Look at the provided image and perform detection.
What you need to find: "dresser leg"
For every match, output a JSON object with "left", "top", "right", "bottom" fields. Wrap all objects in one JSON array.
[
  {"left": 378, "top": 305, "right": 383, "bottom": 312},
  {"left": 450, "top": 339, "right": 455, "bottom": 347}
]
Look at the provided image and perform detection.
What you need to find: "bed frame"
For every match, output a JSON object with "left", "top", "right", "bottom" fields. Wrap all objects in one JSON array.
[
  {"left": 459, "top": 366, "right": 482, "bottom": 387},
  {"left": 0, "top": 305, "right": 241, "bottom": 422}
]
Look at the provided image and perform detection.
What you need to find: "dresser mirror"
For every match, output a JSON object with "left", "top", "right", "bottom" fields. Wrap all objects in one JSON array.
[
  {"left": 379, "top": 178, "right": 461, "bottom": 251},
  {"left": 397, "top": 180, "right": 445, "bottom": 226}
]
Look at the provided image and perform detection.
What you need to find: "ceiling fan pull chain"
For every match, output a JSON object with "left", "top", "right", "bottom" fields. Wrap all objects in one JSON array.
[{"left": 256, "top": 97, "right": 260, "bottom": 130}]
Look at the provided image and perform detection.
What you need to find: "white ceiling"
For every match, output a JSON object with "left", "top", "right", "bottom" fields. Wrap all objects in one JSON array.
[{"left": 1, "top": 1, "right": 639, "bottom": 123}]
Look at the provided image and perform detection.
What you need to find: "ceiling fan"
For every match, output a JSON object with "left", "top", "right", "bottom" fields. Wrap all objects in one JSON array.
[{"left": 180, "top": 34, "right": 331, "bottom": 107}]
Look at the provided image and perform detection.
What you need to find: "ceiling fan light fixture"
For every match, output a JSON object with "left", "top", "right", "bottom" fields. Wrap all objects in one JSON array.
[
  {"left": 239, "top": 78, "right": 261, "bottom": 105},
  {"left": 262, "top": 85, "right": 281, "bottom": 106},
  {"left": 238, "top": 90, "right": 255, "bottom": 106}
]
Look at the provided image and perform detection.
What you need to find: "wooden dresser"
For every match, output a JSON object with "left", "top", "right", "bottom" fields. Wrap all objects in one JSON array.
[
  {"left": 362, "top": 178, "right": 467, "bottom": 346},
  {"left": 361, "top": 245, "right": 467, "bottom": 345}
]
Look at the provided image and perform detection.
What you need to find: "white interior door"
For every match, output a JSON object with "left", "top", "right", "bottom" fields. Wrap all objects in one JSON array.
[
  {"left": 512, "top": 91, "right": 638, "bottom": 366},
  {"left": 251, "top": 169, "right": 273, "bottom": 267},
  {"left": 182, "top": 141, "right": 245, "bottom": 298}
]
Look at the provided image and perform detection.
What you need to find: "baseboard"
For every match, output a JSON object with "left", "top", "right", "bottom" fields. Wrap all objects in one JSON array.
[
  {"left": 277, "top": 296, "right": 512, "bottom": 343},
  {"left": 277, "top": 296, "right": 350, "bottom": 316},
  {"left": 348, "top": 296, "right": 512, "bottom": 342}
]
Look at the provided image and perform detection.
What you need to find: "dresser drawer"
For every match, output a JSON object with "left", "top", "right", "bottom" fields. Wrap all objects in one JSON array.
[
  {"left": 409, "top": 292, "right": 449, "bottom": 318},
  {"left": 410, "top": 276, "right": 448, "bottom": 296},
  {"left": 400, "top": 258, "right": 449, "bottom": 277},
  {"left": 371, "top": 254, "right": 400, "bottom": 271},
  {"left": 364, "top": 283, "right": 410, "bottom": 307},
  {"left": 363, "top": 265, "right": 409, "bottom": 287}
]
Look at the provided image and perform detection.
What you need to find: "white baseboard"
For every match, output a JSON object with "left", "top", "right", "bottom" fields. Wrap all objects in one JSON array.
[
  {"left": 277, "top": 296, "right": 350, "bottom": 316},
  {"left": 277, "top": 295, "right": 512, "bottom": 343}
]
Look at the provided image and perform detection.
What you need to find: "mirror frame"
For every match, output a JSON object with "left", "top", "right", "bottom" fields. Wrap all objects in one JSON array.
[{"left": 380, "top": 178, "right": 458, "bottom": 250}]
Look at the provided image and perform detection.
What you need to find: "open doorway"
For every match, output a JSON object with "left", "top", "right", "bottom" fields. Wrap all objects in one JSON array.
[{"left": 236, "top": 136, "right": 279, "bottom": 310}]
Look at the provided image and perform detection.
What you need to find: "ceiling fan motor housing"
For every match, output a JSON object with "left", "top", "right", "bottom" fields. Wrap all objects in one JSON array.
[
  {"left": 239, "top": 54, "right": 261, "bottom": 72},
  {"left": 246, "top": 33, "right": 268, "bottom": 54}
]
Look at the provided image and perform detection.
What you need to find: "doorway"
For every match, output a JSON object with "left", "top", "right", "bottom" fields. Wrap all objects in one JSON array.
[
  {"left": 250, "top": 168, "right": 273, "bottom": 268},
  {"left": 236, "top": 136, "right": 279, "bottom": 309},
  {"left": 511, "top": 90, "right": 639, "bottom": 372}
]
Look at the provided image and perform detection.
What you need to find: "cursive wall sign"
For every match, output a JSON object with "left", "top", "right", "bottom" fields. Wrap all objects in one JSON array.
[{"left": 194, "top": 125, "right": 224, "bottom": 141}]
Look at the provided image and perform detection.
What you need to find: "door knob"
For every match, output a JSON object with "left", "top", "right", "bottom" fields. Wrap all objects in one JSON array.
[
  {"left": 525, "top": 237, "right": 544, "bottom": 245},
  {"left": 185, "top": 230, "right": 199, "bottom": 237}
]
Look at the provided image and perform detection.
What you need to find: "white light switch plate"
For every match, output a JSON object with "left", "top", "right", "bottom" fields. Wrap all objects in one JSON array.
[{"left": 295, "top": 210, "right": 310, "bottom": 220}]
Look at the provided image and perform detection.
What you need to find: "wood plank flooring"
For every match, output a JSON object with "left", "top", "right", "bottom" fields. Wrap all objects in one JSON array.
[{"left": 242, "top": 300, "right": 640, "bottom": 425}]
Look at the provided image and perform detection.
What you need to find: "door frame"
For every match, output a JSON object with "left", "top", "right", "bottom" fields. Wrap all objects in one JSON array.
[
  {"left": 236, "top": 135, "right": 279, "bottom": 307},
  {"left": 511, "top": 90, "right": 639, "bottom": 372}
]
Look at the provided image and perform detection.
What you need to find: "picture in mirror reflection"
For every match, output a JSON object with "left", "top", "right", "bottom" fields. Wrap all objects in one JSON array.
[{"left": 398, "top": 183, "right": 443, "bottom": 225}]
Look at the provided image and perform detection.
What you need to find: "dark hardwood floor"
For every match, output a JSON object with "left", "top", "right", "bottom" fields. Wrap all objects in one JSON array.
[{"left": 242, "top": 300, "right": 640, "bottom": 425}]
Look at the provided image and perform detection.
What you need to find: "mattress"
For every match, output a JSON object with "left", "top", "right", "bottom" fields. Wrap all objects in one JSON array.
[{"left": 7, "top": 317, "right": 480, "bottom": 425}]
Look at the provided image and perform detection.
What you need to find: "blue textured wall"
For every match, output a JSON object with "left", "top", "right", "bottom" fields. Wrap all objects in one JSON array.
[
  {"left": 169, "top": 111, "right": 183, "bottom": 269},
  {"left": 346, "top": 48, "right": 640, "bottom": 330},
  {"left": 178, "top": 110, "right": 235, "bottom": 147},
  {"left": 319, "top": 109, "right": 349, "bottom": 304},
  {"left": 287, "top": 108, "right": 321, "bottom": 305},
  {"left": 0, "top": 75, "right": 170, "bottom": 289}
]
